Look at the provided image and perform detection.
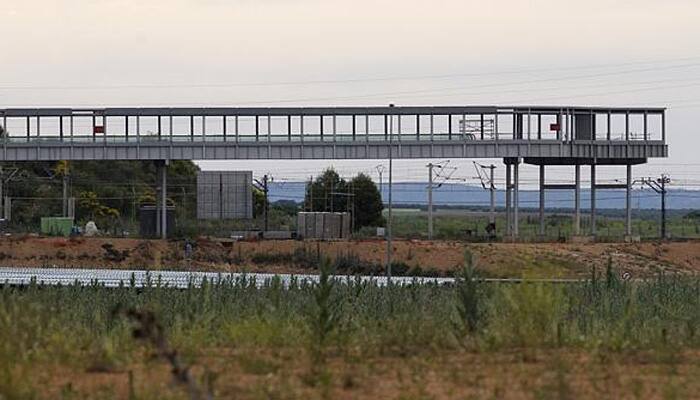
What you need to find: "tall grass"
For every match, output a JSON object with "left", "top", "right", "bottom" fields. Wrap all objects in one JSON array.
[
  {"left": 1, "top": 268, "right": 700, "bottom": 396},
  {"left": 454, "top": 250, "right": 483, "bottom": 336}
]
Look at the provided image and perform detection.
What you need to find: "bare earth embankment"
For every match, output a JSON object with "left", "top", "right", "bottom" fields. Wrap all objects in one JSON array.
[{"left": 2, "top": 236, "right": 700, "bottom": 278}]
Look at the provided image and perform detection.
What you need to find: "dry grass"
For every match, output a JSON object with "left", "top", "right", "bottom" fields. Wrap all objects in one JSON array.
[
  {"left": 32, "top": 348, "right": 700, "bottom": 399},
  {"left": 2, "top": 237, "right": 700, "bottom": 278}
]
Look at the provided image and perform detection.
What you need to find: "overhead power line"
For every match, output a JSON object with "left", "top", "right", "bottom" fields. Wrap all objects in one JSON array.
[{"left": 3, "top": 56, "right": 700, "bottom": 91}]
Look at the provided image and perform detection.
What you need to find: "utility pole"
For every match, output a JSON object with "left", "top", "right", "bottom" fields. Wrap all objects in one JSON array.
[
  {"left": 637, "top": 175, "right": 670, "bottom": 239},
  {"left": 263, "top": 174, "right": 269, "bottom": 232},
  {"left": 0, "top": 167, "right": 19, "bottom": 221},
  {"left": 375, "top": 164, "right": 385, "bottom": 203},
  {"left": 425, "top": 161, "right": 457, "bottom": 240},
  {"left": 132, "top": 185, "right": 137, "bottom": 223},
  {"left": 330, "top": 189, "right": 356, "bottom": 232},
  {"left": 330, "top": 179, "right": 334, "bottom": 212},
  {"left": 351, "top": 180, "right": 355, "bottom": 233},
  {"left": 62, "top": 161, "right": 70, "bottom": 217},
  {"left": 473, "top": 162, "right": 497, "bottom": 225},
  {"left": 308, "top": 175, "right": 314, "bottom": 212},
  {"left": 348, "top": 180, "right": 354, "bottom": 233},
  {"left": 661, "top": 175, "right": 669, "bottom": 239}
]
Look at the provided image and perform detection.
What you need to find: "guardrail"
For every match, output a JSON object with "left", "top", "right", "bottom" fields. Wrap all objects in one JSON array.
[{"left": 0, "top": 267, "right": 596, "bottom": 289}]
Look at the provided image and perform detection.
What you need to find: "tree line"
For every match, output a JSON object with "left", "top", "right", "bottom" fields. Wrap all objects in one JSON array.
[
  {"left": 304, "top": 168, "right": 384, "bottom": 229},
  {"left": 0, "top": 160, "right": 385, "bottom": 233}
]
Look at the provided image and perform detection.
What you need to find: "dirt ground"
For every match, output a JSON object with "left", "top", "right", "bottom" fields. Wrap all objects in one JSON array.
[
  {"left": 1, "top": 235, "right": 700, "bottom": 278},
  {"left": 32, "top": 348, "right": 700, "bottom": 399}
]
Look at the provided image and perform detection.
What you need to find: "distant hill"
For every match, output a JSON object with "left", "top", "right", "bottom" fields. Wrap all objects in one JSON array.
[{"left": 269, "top": 181, "right": 700, "bottom": 210}]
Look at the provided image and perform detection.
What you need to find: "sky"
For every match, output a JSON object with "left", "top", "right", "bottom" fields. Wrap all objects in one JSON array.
[{"left": 2, "top": 0, "right": 700, "bottom": 189}]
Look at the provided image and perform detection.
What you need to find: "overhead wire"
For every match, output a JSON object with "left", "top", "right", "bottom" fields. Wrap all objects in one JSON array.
[
  {"left": 3, "top": 56, "right": 700, "bottom": 91},
  {"left": 3, "top": 60, "right": 700, "bottom": 107}
]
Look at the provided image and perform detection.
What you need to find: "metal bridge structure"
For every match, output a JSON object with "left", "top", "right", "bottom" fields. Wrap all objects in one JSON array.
[{"left": 0, "top": 105, "right": 668, "bottom": 239}]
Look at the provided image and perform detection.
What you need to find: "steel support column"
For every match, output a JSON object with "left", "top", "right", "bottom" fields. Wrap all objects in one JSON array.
[
  {"left": 427, "top": 163, "right": 434, "bottom": 240},
  {"left": 574, "top": 165, "right": 581, "bottom": 235},
  {"left": 626, "top": 164, "right": 632, "bottom": 236},
  {"left": 161, "top": 161, "right": 168, "bottom": 239},
  {"left": 513, "top": 159, "right": 519, "bottom": 238},
  {"left": 62, "top": 172, "right": 70, "bottom": 217},
  {"left": 3, "top": 197, "right": 10, "bottom": 221},
  {"left": 505, "top": 163, "right": 512, "bottom": 237},
  {"left": 539, "top": 165, "right": 545, "bottom": 237},
  {"left": 155, "top": 163, "right": 161, "bottom": 237},
  {"left": 489, "top": 165, "right": 496, "bottom": 225},
  {"left": 590, "top": 164, "right": 597, "bottom": 236}
]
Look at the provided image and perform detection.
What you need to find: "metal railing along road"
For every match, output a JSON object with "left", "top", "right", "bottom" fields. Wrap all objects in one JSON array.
[{"left": 0, "top": 267, "right": 592, "bottom": 289}]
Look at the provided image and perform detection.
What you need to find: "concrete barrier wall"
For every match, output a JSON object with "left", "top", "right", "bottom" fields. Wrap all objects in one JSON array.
[{"left": 297, "top": 212, "right": 351, "bottom": 239}]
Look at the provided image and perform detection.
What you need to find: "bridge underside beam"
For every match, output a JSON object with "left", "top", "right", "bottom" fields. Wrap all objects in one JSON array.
[
  {"left": 524, "top": 157, "right": 647, "bottom": 166},
  {"left": 0, "top": 143, "right": 664, "bottom": 162}
]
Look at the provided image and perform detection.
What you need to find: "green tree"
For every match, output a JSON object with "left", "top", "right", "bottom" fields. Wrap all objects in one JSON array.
[
  {"left": 350, "top": 173, "right": 384, "bottom": 228},
  {"left": 304, "top": 168, "right": 349, "bottom": 213},
  {"left": 685, "top": 210, "right": 700, "bottom": 220},
  {"left": 77, "top": 190, "right": 121, "bottom": 230},
  {"left": 304, "top": 169, "right": 383, "bottom": 230},
  {"left": 253, "top": 187, "right": 266, "bottom": 218},
  {"left": 2, "top": 160, "right": 198, "bottom": 229}
]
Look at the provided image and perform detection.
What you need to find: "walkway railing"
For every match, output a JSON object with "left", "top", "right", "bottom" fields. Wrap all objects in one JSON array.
[{"left": 0, "top": 105, "right": 666, "bottom": 145}]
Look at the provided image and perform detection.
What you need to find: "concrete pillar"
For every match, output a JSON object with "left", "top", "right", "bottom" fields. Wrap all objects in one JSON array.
[
  {"left": 161, "top": 161, "right": 168, "bottom": 239},
  {"left": 489, "top": 165, "right": 496, "bottom": 225},
  {"left": 626, "top": 164, "right": 632, "bottom": 236},
  {"left": 574, "top": 164, "right": 581, "bottom": 235},
  {"left": 68, "top": 197, "right": 75, "bottom": 219},
  {"left": 427, "top": 163, "right": 434, "bottom": 240},
  {"left": 590, "top": 164, "right": 596, "bottom": 236},
  {"left": 155, "top": 164, "right": 161, "bottom": 237},
  {"left": 513, "top": 160, "right": 519, "bottom": 238},
  {"left": 3, "top": 197, "right": 10, "bottom": 221},
  {"left": 62, "top": 174, "right": 70, "bottom": 217},
  {"left": 505, "top": 163, "right": 512, "bottom": 237},
  {"left": 539, "top": 165, "right": 545, "bottom": 237}
]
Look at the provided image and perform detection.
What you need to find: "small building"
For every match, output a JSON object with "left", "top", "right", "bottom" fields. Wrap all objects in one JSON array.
[
  {"left": 297, "top": 212, "right": 351, "bottom": 240},
  {"left": 40, "top": 217, "right": 74, "bottom": 237},
  {"left": 197, "top": 171, "right": 253, "bottom": 220},
  {"left": 139, "top": 205, "right": 176, "bottom": 238}
]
